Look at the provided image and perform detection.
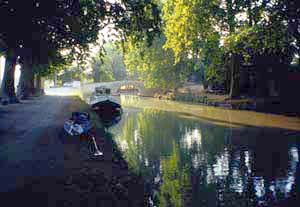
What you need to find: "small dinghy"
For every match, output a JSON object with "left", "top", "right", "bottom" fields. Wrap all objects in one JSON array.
[{"left": 63, "top": 112, "right": 103, "bottom": 156}]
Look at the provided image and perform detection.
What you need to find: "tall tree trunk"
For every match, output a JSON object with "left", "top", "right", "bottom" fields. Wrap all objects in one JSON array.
[
  {"left": 17, "top": 60, "right": 35, "bottom": 99},
  {"left": 255, "top": 56, "right": 269, "bottom": 97},
  {"left": 277, "top": 62, "right": 290, "bottom": 112},
  {"left": 27, "top": 65, "right": 35, "bottom": 95},
  {"left": 224, "top": 55, "right": 231, "bottom": 93},
  {"left": 35, "top": 75, "right": 44, "bottom": 96},
  {"left": 0, "top": 51, "right": 19, "bottom": 104},
  {"left": 94, "top": 67, "right": 100, "bottom": 82},
  {"left": 54, "top": 72, "right": 58, "bottom": 86},
  {"left": 16, "top": 67, "right": 26, "bottom": 99},
  {"left": 229, "top": 54, "right": 241, "bottom": 98}
]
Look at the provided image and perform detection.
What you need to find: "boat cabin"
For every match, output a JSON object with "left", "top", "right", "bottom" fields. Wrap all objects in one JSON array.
[{"left": 95, "top": 87, "right": 111, "bottom": 96}]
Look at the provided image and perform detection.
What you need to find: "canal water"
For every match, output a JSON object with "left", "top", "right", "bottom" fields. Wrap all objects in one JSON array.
[{"left": 110, "top": 95, "right": 300, "bottom": 207}]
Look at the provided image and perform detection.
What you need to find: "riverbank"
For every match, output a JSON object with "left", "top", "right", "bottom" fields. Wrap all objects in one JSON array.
[
  {"left": 0, "top": 95, "right": 149, "bottom": 207},
  {"left": 149, "top": 89, "right": 300, "bottom": 117},
  {"left": 120, "top": 95, "right": 300, "bottom": 131}
]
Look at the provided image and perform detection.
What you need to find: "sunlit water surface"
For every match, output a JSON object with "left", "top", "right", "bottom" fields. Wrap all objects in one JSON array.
[{"left": 110, "top": 95, "right": 300, "bottom": 207}]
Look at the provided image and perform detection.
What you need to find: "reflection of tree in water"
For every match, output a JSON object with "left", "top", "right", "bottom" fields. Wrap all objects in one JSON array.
[
  {"left": 159, "top": 142, "right": 192, "bottom": 207},
  {"left": 112, "top": 109, "right": 185, "bottom": 179},
  {"left": 191, "top": 127, "right": 300, "bottom": 207},
  {"left": 120, "top": 95, "right": 141, "bottom": 106},
  {"left": 111, "top": 108, "right": 300, "bottom": 206}
]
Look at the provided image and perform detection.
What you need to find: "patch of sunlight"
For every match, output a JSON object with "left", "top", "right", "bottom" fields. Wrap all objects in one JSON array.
[
  {"left": 178, "top": 114, "right": 242, "bottom": 128},
  {"left": 213, "top": 149, "right": 229, "bottom": 178},
  {"left": 244, "top": 151, "right": 252, "bottom": 174},
  {"left": 120, "top": 94, "right": 141, "bottom": 106},
  {"left": 191, "top": 153, "right": 203, "bottom": 169},
  {"left": 182, "top": 128, "right": 202, "bottom": 150},
  {"left": 120, "top": 95, "right": 300, "bottom": 131},
  {"left": 254, "top": 177, "right": 266, "bottom": 198},
  {"left": 119, "top": 139, "right": 129, "bottom": 151},
  {"left": 14, "top": 65, "right": 21, "bottom": 92},
  {"left": 206, "top": 167, "right": 214, "bottom": 184}
]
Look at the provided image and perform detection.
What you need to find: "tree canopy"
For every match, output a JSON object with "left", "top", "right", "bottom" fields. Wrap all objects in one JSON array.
[
  {"left": 0, "top": 0, "right": 161, "bottom": 101},
  {"left": 124, "top": 35, "right": 191, "bottom": 89},
  {"left": 120, "top": 0, "right": 299, "bottom": 99}
]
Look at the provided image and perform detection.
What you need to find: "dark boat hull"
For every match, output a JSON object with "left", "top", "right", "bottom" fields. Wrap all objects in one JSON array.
[{"left": 91, "top": 100, "right": 122, "bottom": 126}]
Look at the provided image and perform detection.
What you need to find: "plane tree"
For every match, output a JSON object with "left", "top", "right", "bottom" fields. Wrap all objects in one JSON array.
[
  {"left": 124, "top": 35, "right": 191, "bottom": 90},
  {"left": 0, "top": 0, "right": 160, "bottom": 103},
  {"left": 0, "top": 0, "right": 102, "bottom": 102},
  {"left": 162, "top": 0, "right": 248, "bottom": 93}
]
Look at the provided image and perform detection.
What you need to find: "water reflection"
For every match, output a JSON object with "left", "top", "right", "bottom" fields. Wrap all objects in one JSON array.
[
  {"left": 158, "top": 143, "right": 192, "bottom": 207},
  {"left": 181, "top": 128, "right": 202, "bottom": 150},
  {"left": 111, "top": 96, "right": 300, "bottom": 206}
]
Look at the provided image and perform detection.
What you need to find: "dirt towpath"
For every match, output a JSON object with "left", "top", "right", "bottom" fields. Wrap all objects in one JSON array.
[{"left": 0, "top": 96, "right": 148, "bottom": 207}]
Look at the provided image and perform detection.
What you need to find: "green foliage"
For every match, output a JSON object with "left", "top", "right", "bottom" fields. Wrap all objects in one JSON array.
[
  {"left": 159, "top": 143, "right": 183, "bottom": 207},
  {"left": 124, "top": 35, "right": 189, "bottom": 89},
  {"left": 102, "top": 43, "right": 127, "bottom": 81},
  {"left": 224, "top": 21, "right": 296, "bottom": 63},
  {"left": 111, "top": 0, "right": 161, "bottom": 45},
  {"left": 59, "top": 66, "right": 84, "bottom": 82},
  {"left": 90, "top": 42, "right": 126, "bottom": 82},
  {"left": 163, "top": 0, "right": 218, "bottom": 63},
  {"left": 90, "top": 56, "right": 115, "bottom": 82},
  {"left": 34, "top": 51, "right": 72, "bottom": 77},
  {"left": 0, "top": 0, "right": 161, "bottom": 86},
  {"left": 199, "top": 33, "right": 225, "bottom": 84},
  {"left": 89, "top": 42, "right": 127, "bottom": 82},
  {"left": 160, "top": 0, "right": 297, "bottom": 87},
  {"left": 162, "top": 0, "right": 227, "bottom": 85}
]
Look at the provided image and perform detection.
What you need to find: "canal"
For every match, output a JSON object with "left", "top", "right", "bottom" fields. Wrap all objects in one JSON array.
[{"left": 109, "top": 95, "right": 300, "bottom": 207}]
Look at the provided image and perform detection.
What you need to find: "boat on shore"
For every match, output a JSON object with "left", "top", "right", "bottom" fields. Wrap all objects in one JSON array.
[{"left": 89, "top": 86, "right": 122, "bottom": 124}]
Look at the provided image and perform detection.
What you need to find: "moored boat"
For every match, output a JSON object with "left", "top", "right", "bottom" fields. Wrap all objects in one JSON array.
[{"left": 90, "top": 87, "right": 122, "bottom": 123}]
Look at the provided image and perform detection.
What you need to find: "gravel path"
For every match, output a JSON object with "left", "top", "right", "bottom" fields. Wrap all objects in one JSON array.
[{"left": 0, "top": 95, "right": 148, "bottom": 207}]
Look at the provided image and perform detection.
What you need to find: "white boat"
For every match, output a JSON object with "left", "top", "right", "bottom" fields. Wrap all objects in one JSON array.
[
  {"left": 89, "top": 86, "right": 122, "bottom": 122},
  {"left": 89, "top": 86, "right": 120, "bottom": 106}
]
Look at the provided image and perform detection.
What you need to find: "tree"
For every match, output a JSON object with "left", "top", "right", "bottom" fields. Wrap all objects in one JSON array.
[
  {"left": 162, "top": 0, "right": 276, "bottom": 96},
  {"left": 124, "top": 35, "right": 189, "bottom": 90},
  {"left": 163, "top": 0, "right": 218, "bottom": 61},
  {"left": 0, "top": 0, "right": 102, "bottom": 102},
  {"left": 90, "top": 55, "right": 115, "bottom": 82},
  {"left": 90, "top": 42, "right": 127, "bottom": 82},
  {"left": 17, "top": 44, "right": 72, "bottom": 98},
  {"left": 218, "top": 0, "right": 299, "bottom": 97},
  {"left": 162, "top": 0, "right": 231, "bottom": 89},
  {"left": 0, "top": 0, "right": 160, "bottom": 103},
  {"left": 0, "top": 49, "right": 18, "bottom": 103},
  {"left": 104, "top": 43, "right": 127, "bottom": 81},
  {"left": 224, "top": 19, "right": 296, "bottom": 97}
]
